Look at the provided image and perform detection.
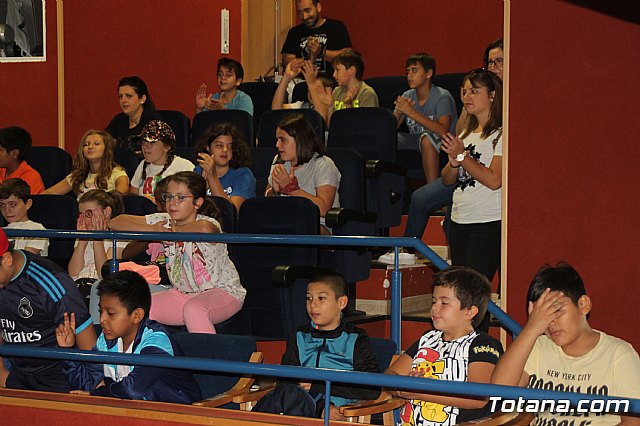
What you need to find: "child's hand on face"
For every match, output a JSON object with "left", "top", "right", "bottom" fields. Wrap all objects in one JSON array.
[
  {"left": 56, "top": 312, "right": 77, "bottom": 348},
  {"left": 91, "top": 208, "right": 108, "bottom": 231},
  {"left": 527, "top": 288, "right": 567, "bottom": 335}
]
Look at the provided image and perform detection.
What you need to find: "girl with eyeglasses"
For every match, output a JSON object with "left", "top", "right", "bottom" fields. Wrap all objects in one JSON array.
[
  {"left": 194, "top": 122, "right": 256, "bottom": 211},
  {"left": 440, "top": 68, "right": 503, "bottom": 332},
  {"left": 43, "top": 130, "right": 129, "bottom": 198},
  {"left": 129, "top": 120, "right": 194, "bottom": 201},
  {"left": 110, "top": 171, "right": 245, "bottom": 334}
]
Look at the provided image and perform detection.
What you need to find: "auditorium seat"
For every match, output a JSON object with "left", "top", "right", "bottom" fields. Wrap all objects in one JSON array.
[
  {"left": 364, "top": 76, "right": 408, "bottom": 112},
  {"left": 159, "top": 110, "right": 191, "bottom": 147},
  {"left": 191, "top": 110, "right": 254, "bottom": 147},
  {"left": 327, "top": 107, "right": 406, "bottom": 231},
  {"left": 238, "top": 81, "right": 279, "bottom": 132},
  {"left": 173, "top": 332, "right": 261, "bottom": 408},
  {"left": 26, "top": 146, "right": 72, "bottom": 189},
  {"left": 29, "top": 194, "right": 78, "bottom": 268}
]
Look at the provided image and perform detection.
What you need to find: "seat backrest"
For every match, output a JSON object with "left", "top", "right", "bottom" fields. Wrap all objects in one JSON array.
[
  {"left": 292, "top": 81, "right": 308, "bottom": 103},
  {"left": 159, "top": 110, "right": 191, "bottom": 147},
  {"left": 369, "top": 338, "right": 398, "bottom": 371},
  {"left": 327, "top": 107, "right": 397, "bottom": 162},
  {"left": 210, "top": 195, "right": 237, "bottom": 234},
  {"left": 234, "top": 197, "right": 319, "bottom": 339},
  {"left": 191, "top": 110, "right": 254, "bottom": 148},
  {"left": 25, "top": 146, "right": 73, "bottom": 189},
  {"left": 327, "top": 147, "right": 366, "bottom": 211},
  {"left": 258, "top": 109, "right": 325, "bottom": 147},
  {"left": 29, "top": 194, "right": 78, "bottom": 267},
  {"left": 173, "top": 146, "right": 197, "bottom": 165},
  {"left": 123, "top": 195, "right": 156, "bottom": 215},
  {"left": 432, "top": 72, "right": 466, "bottom": 115},
  {"left": 238, "top": 81, "right": 279, "bottom": 131},
  {"left": 172, "top": 332, "right": 257, "bottom": 399},
  {"left": 248, "top": 146, "right": 277, "bottom": 198},
  {"left": 114, "top": 147, "right": 140, "bottom": 179},
  {"left": 364, "top": 76, "right": 409, "bottom": 112}
]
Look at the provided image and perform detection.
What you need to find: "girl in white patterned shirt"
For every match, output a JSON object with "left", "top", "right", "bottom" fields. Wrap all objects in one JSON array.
[{"left": 110, "top": 171, "right": 245, "bottom": 334}]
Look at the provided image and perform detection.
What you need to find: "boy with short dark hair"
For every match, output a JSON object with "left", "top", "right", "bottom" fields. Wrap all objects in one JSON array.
[
  {"left": 491, "top": 263, "right": 640, "bottom": 425},
  {"left": 279, "top": 271, "right": 381, "bottom": 420},
  {"left": 395, "top": 53, "right": 458, "bottom": 183},
  {"left": 195, "top": 57, "right": 254, "bottom": 116},
  {"left": 0, "top": 178, "right": 49, "bottom": 256},
  {"left": 386, "top": 266, "right": 503, "bottom": 425},
  {"left": 310, "top": 49, "right": 379, "bottom": 124},
  {"left": 57, "top": 270, "right": 201, "bottom": 403},
  {"left": 0, "top": 126, "right": 45, "bottom": 194}
]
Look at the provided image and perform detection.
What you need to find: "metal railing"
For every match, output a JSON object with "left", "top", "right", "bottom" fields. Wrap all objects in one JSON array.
[{"left": 4, "top": 228, "right": 621, "bottom": 426}]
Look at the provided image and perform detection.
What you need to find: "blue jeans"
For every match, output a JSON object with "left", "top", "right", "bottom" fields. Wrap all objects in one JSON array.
[{"left": 404, "top": 178, "right": 455, "bottom": 239}]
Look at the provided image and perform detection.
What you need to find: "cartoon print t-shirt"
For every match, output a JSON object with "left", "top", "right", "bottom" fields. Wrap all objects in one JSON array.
[
  {"left": 400, "top": 330, "right": 502, "bottom": 426},
  {"left": 130, "top": 157, "right": 194, "bottom": 200}
]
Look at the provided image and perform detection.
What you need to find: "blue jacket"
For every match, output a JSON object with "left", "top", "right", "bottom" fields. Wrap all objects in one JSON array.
[
  {"left": 281, "top": 320, "right": 381, "bottom": 406},
  {"left": 63, "top": 318, "right": 201, "bottom": 404}
]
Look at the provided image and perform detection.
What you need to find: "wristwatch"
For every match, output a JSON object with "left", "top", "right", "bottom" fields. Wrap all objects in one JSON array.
[{"left": 456, "top": 152, "right": 467, "bottom": 163}]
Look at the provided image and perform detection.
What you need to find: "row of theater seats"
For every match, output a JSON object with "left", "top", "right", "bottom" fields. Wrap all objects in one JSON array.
[
  {"left": 154, "top": 73, "right": 466, "bottom": 148},
  {"left": 10, "top": 186, "right": 372, "bottom": 340}
]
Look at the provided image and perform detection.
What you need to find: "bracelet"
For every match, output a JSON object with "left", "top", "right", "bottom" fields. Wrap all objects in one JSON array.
[
  {"left": 449, "top": 161, "right": 459, "bottom": 168},
  {"left": 266, "top": 187, "right": 281, "bottom": 197},
  {"left": 281, "top": 176, "right": 300, "bottom": 195}
]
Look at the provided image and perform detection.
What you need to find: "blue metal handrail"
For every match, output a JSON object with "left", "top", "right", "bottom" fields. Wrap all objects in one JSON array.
[
  {"left": 4, "top": 228, "right": 522, "bottom": 347},
  {"left": 1, "top": 345, "right": 637, "bottom": 414},
  {"left": 2, "top": 228, "right": 636, "bottom": 425}
]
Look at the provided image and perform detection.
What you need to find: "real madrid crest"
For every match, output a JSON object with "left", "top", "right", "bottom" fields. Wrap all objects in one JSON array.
[{"left": 18, "top": 297, "right": 33, "bottom": 319}]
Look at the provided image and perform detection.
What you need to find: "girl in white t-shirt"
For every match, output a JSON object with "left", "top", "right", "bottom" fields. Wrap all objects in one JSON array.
[
  {"left": 129, "top": 120, "right": 194, "bottom": 201},
  {"left": 43, "top": 130, "right": 129, "bottom": 198},
  {"left": 111, "top": 171, "right": 245, "bottom": 334},
  {"left": 441, "top": 69, "right": 503, "bottom": 331}
]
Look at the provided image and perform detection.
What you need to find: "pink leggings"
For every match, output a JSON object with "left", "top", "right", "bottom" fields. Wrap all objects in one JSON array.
[{"left": 150, "top": 288, "right": 244, "bottom": 334}]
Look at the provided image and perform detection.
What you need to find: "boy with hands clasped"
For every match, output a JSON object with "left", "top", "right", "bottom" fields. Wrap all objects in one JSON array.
[{"left": 491, "top": 263, "right": 640, "bottom": 425}]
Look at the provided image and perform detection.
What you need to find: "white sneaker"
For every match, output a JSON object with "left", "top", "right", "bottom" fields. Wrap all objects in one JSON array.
[{"left": 377, "top": 250, "right": 416, "bottom": 265}]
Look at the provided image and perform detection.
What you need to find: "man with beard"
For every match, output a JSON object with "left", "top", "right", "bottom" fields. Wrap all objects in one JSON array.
[{"left": 281, "top": 0, "right": 352, "bottom": 75}]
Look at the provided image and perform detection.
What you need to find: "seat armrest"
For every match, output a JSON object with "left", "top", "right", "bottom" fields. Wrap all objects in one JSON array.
[
  {"left": 325, "top": 207, "right": 377, "bottom": 228},
  {"left": 365, "top": 159, "right": 407, "bottom": 177},
  {"left": 271, "top": 265, "right": 333, "bottom": 288},
  {"left": 339, "top": 391, "right": 406, "bottom": 417}
]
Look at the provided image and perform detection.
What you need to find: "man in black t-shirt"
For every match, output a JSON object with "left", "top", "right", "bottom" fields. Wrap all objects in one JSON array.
[
  {"left": 281, "top": 0, "right": 352, "bottom": 74},
  {"left": 0, "top": 229, "right": 96, "bottom": 392}
]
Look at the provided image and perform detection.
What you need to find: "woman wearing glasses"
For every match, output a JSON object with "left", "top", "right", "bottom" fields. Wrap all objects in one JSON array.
[
  {"left": 129, "top": 120, "right": 194, "bottom": 201},
  {"left": 110, "top": 172, "right": 245, "bottom": 334},
  {"left": 43, "top": 130, "right": 129, "bottom": 197},
  {"left": 441, "top": 68, "right": 503, "bottom": 332}
]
